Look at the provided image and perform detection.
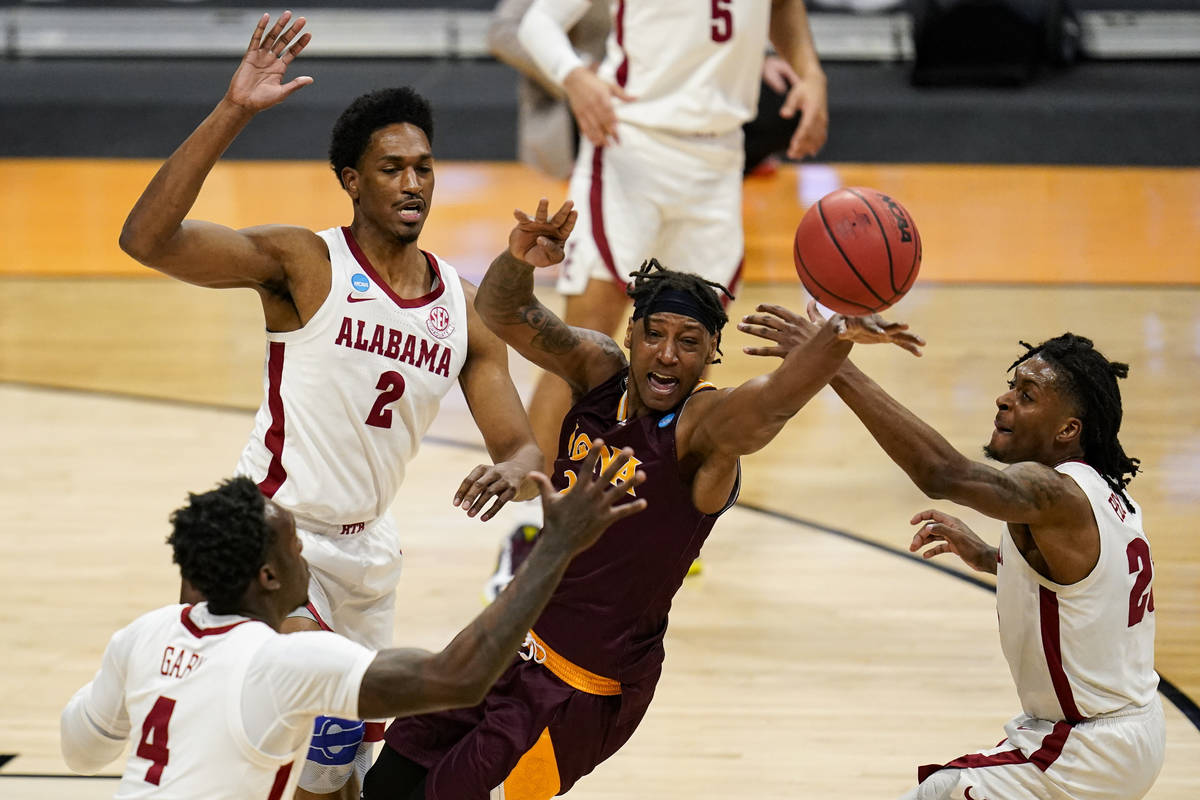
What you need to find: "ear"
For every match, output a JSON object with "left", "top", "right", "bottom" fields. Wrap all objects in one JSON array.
[
  {"left": 1056, "top": 416, "right": 1082, "bottom": 447},
  {"left": 706, "top": 332, "right": 720, "bottom": 364},
  {"left": 340, "top": 166, "right": 360, "bottom": 198},
  {"left": 623, "top": 318, "right": 634, "bottom": 350},
  {"left": 258, "top": 562, "right": 282, "bottom": 592}
]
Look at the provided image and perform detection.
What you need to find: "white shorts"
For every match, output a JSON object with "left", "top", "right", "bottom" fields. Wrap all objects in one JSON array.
[
  {"left": 290, "top": 513, "right": 403, "bottom": 651},
  {"left": 557, "top": 121, "right": 746, "bottom": 297},
  {"left": 913, "top": 699, "right": 1165, "bottom": 800}
]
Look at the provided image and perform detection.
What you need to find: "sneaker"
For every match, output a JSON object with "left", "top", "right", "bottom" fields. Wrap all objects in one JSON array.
[
  {"left": 483, "top": 524, "right": 541, "bottom": 603},
  {"left": 686, "top": 557, "right": 704, "bottom": 578}
]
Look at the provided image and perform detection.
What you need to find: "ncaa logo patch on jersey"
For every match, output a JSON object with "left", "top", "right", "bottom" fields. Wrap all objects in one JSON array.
[
  {"left": 426, "top": 305, "right": 455, "bottom": 339},
  {"left": 350, "top": 273, "right": 370, "bottom": 293}
]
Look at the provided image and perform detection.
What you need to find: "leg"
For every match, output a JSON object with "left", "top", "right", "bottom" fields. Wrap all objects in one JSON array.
[{"left": 362, "top": 745, "right": 427, "bottom": 800}]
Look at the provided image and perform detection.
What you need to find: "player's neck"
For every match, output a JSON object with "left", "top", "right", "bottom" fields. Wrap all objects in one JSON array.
[{"left": 348, "top": 223, "right": 432, "bottom": 296}]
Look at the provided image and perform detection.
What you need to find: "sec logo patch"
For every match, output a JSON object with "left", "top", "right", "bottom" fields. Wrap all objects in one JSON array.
[{"left": 427, "top": 305, "right": 454, "bottom": 339}]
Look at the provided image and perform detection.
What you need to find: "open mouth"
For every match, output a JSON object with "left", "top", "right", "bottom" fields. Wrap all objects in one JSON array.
[
  {"left": 397, "top": 200, "right": 424, "bottom": 223},
  {"left": 647, "top": 371, "right": 679, "bottom": 395},
  {"left": 994, "top": 418, "right": 1012, "bottom": 435}
]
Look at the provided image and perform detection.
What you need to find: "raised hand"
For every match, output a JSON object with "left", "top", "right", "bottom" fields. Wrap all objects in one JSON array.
[
  {"left": 738, "top": 302, "right": 816, "bottom": 358},
  {"left": 909, "top": 509, "right": 998, "bottom": 574},
  {"left": 533, "top": 440, "right": 647, "bottom": 557},
  {"left": 809, "top": 302, "right": 925, "bottom": 357},
  {"left": 508, "top": 198, "right": 577, "bottom": 268},
  {"left": 226, "top": 12, "right": 313, "bottom": 113}
]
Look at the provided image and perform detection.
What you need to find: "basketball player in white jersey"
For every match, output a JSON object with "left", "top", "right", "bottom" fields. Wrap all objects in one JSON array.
[
  {"left": 61, "top": 454, "right": 647, "bottom": 799},
  {"left": 116, "top": 14, "right": 557, "bottom": 798},
  {"left": 742, "top": 305, "right": 1163, "bottom": 799},
  {"left": 484, "top": 0, "right": 829, "bottom": 568}
]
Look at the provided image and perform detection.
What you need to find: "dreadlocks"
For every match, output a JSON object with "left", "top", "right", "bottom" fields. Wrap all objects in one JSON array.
[
  {"left": 626, "top": 258, "right": 734, "bottom": 360},
  {"left": 1009, "top": 333, "right": 1140, "bottom": 511}
]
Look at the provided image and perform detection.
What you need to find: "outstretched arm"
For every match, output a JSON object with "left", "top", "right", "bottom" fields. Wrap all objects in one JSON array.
[
  {"left": 475, "top": 199, "right": 627, "bottom": 397},
  {"left": 118, "top": 13, "right": 315, "bottom": 292},
  {"left": 742, "top": 303, "right": 1083, "bottom": 527},
  {"left": 453, "top": 279, "right": 544, "bottom": 520},
  {"left": 357, "top": 443, "right": 646, "bottom": 718}
]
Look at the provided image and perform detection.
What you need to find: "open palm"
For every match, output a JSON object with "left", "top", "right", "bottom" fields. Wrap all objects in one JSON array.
[{"left": 226, "top": 12, "right": 313, "bottom": 112}]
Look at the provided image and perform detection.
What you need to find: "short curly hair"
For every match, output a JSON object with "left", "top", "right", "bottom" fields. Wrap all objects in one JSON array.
[
  {"left": 328, "top": 87, "right": 434, "bottom": 186},
  {"left": 166, "top": 477, "right": 275, "bottom": 614}
]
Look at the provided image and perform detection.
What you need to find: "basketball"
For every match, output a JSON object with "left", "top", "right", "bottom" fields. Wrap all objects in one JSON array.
[{"left": 792, "top": 187, "right": 922, "bottom": 315}]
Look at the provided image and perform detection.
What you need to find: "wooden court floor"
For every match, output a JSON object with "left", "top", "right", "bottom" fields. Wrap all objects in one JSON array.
[{"left": 1, "top": 159, "right": 1198, "bottom": 798}]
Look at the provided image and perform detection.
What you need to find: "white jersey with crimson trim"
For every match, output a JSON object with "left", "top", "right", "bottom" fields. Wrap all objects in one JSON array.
[
  {"left": 996, "top": 460, "right": 1157, "bottom": 722},
  {"left": 236, "top": 227, "right": 469, "bottom": 527},
  {"left": 60, "top": 603, "right": 374, "bottom": 800},
  {"left": 599, "top": 0, "right": 771, "bottom": 135}
]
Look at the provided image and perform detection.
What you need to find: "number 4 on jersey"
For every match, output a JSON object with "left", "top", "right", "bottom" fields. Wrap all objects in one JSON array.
[{"left": 137, "top": 695, "right": 176, "bottom": 785}]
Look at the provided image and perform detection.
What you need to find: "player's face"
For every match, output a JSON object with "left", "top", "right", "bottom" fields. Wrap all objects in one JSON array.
[
  {"left": 344, "top": 123, "right": 434, "bottom": 244},
  {"left": 624, "top": 312, "right": 717, "bottom": 412},
  {"left": 985, "top": 356, "right": 1075, "bottom": 464},
  {"left": 265, "top": 502, "right": 310, "bottom": 611}
]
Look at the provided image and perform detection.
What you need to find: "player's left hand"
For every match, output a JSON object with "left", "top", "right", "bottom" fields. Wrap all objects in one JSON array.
[
  {"left": 816, "top": 302, "right": 925, "bottom": 356},
  {"left": 454, "top": 460, "right": 533, "bottom": 521},
  {"left": 508, "top": 198, "right": 577, "bottom": 268},
  {"left": 738, "top": 302, "right": 816, "bottom": 357},
  {"left": 739, "top": 301, "right": 925, "bottom": 357},
  {"left": 780, "top": 71, "right": 829, "bottom": 160}
]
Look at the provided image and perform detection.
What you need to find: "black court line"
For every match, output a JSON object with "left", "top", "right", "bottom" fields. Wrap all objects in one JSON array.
[{"left": 1, "top": 383, "right": 1197, "bottom": 783}]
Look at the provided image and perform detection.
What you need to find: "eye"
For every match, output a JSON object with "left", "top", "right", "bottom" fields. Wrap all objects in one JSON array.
[{"left": 1022, "top": 392, "right": 1033, "bottom": 402}]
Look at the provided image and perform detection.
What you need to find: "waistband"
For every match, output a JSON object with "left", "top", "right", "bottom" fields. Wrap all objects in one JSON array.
[
  {"left": 291, "top": 514, "right": 377, "bottom": 537},
  {"left": 520, "top": 630, "right": 621, "bottom": 696}
]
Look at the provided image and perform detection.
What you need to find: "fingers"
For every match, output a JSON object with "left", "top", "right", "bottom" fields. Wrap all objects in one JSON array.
[
  {"left": 248, "top": 13, "right": 270, "bottom": 50},
  {"left": 280, "top": 31, "right": 313, "bottom": 66},
  {"left": 549, "top": 200, "right": 575, "bottom": 227},
  {"left": 806, "top": 300, "right": 825, "bottom": 323},
  {"left": 529, "top": 471, "right": 554, "bottom": 503},
  {"left": 534, "top": 197, "right": 550, "bottom": 222},
  {"left": 741, "top": 345, "right": 786, "bottom": 358},
  {"left": 271, "top": 16, "right": 306, "bottom": 57},
  {"left": 454, "top": 465, "right": 488, "bottom": 507},
  {"left": 756, "top": 302, "right": 802, "bottom": 322},
  {"left": 596, "top": 444, "right": 633, "bottom": 486}
]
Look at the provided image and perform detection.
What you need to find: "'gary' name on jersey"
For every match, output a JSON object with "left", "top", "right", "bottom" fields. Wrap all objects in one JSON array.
[{"left": 334, "top": 316, "right": 453, "bottom": 377}]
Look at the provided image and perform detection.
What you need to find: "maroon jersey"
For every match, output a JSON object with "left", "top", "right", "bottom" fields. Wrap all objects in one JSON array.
[{"left": 533, "top": 370, "right": 739, "bottom": 684}]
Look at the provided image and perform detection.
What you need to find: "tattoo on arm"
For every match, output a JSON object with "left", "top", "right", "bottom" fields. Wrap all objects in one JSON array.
[
  {"left": 978, "top": 463, "right": 1064, "bottom": 511},
  {"left": 523, "top": 306, "right": 579, "bottom": 354}
]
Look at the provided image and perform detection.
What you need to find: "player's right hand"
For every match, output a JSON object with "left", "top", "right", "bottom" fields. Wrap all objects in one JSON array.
[
  {"left": 910, "top": 509, "right": 998, "bottom": 574},
  {"left": 563, "top": 66, "right": 635, "bottom": 147},
  {"left": 509, "top": 198, "right": 577, "bottom": 267},
  {"left": 226, "top": 12, "right": 313, "bottom": 113},
  {"left": 532, "top": 440, "right": 646, "bottom": 556}
]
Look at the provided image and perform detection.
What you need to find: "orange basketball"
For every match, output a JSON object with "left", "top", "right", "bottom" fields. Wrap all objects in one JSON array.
[{"left": 793, "top": 187, "right": 922, "bottom": 315}]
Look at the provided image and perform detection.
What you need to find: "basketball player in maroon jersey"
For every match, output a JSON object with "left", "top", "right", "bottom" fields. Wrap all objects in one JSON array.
[{"left": 362, "top": 200, "right": 924, "bottom": 799}]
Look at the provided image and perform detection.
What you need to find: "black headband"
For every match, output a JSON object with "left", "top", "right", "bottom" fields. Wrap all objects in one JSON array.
[{"left": 631, "top": 288, "right": 722, "bottom": 334}]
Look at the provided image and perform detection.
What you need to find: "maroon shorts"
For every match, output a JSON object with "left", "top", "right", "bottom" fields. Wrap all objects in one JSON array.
[{"left": 383, "top": 656, "right": 658, "bottom": 799}]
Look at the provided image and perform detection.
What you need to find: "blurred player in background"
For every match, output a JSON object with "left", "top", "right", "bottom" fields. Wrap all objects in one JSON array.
[
  {"left": 117, "top": 13, "right": 545, "bottom": 798},
  {"left": 61, "top": 456, "right": 645, "bottom": 798},
  {"left": 742, "top": 304, "right": 1163, "bottom": 800}
]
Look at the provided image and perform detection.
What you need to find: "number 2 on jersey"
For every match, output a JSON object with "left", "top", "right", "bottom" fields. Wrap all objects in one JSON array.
[
  {"left": 365, "top": 370, "right": 407, "bottom": 428},
  {"left": 711, "top": 0, "right": 733, "bottom": 42},
  {"left": 1126, "top": 538, "right": 1155, "bottom": 627},
  {"left": 137, "top": 695, "right": 176, "bottom": 785}
]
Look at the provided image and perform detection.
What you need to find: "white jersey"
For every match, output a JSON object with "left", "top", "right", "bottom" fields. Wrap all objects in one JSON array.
[
  {"left": 996, "top": 461, "right": 1157, "bottom": 722},
  {"left": 602, "top": 0, "right": 770, "bottom": 135},
  {"left": 60, "top": 603, "right": 375, "bottom": 799},
  {"left": 523, "top": 0, "right": 771, "bottom": 136},
  {"left": 236, "top": 227, "right": 469, "bottom": 528}
]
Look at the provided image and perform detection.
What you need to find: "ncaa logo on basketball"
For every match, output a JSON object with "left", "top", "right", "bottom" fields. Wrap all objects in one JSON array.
[
  {"left": 426, "top": 305, "right": 454, "bottom": 339},
  {"left": 350, "top": 273, "right": 370, "bottom": 292}
]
